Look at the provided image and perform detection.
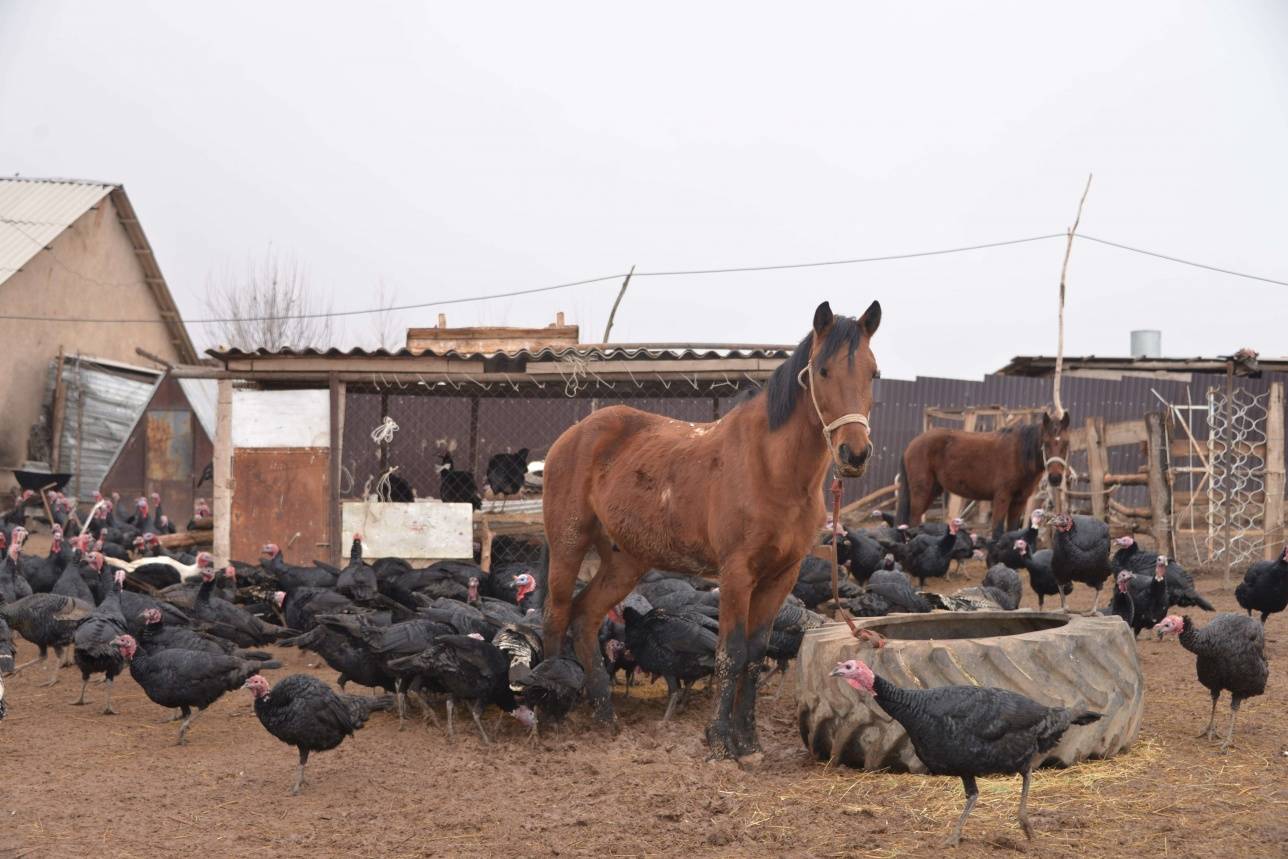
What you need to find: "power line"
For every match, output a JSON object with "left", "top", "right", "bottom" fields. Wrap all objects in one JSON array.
[
  {"left": 0, "top": 229, "right": 1282, "bottom": 325},
  {"left": 1077, "top": 233, "right": 1288, "bottom": 288}
]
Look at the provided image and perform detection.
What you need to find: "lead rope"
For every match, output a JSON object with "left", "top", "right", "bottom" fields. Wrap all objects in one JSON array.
[{"left": 829, "top": 478, "right": 861, "bottom": 636}]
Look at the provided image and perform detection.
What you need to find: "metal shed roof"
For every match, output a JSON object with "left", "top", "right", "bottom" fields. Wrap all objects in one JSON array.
[
  {"left": 205, "top": 343, "right": 794, "bottom": 362},
  {"left": 0, "top": 177, "right": 114, "bottom": 281},
  {"left": 0, "top": 177, "right": 198, "bottom": 363}
]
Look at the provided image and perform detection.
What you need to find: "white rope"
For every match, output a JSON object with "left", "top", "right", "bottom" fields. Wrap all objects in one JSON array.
[{"left": 370, "top": 416, "right": 399, "bottom": 445}]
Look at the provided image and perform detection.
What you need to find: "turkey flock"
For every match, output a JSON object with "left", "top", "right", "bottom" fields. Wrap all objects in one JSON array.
[{"left": 0, "top": 488, "right": 1283, "bottom": 841}]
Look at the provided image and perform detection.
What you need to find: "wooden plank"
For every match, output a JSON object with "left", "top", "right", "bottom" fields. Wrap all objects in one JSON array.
[
  {"left": 524, "top": 357, "right": 774, "bottom": 376},
  {"left": 213, "top": 380, "right": 233, "bottom": 563},
  {"left": 231, "top": 389, "right": 330, "bottom": 448},
  {"left": 468, "top": 396, "right": 481, "bottom": 478},
  {"left": 1146, "top": 412, "right": 1174, "bottom": 556},
  {"left": 1104, "top": 473, "right": 1148, "bottom": 486},
  {"left": 223, "top": 355, "right": 484, "bottom": 374},
  {"left": 480, "top": 515, "right": 493, "bottom": 573},
  {"left": 341, "top": 501, "right": 473, "bottom": 561},
  {"left": 1264, "top": 382, "right": 1285, "bottom": 558},
  {"left": 231, "top": 448, "right": 330, "bottom": 564},
  {"left": 1086, "top": 417, "right": 1107, "bottom": 520}
]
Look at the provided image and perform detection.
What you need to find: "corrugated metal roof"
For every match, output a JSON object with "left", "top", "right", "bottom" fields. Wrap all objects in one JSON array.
[
  {"left": 206, "top": 344, "right": 792, "bottom": 362},
  {"left": 998, "top": 354, "right": 1288, "bottom": 376},
  {"left": 45, "top": 355, "right": 162, "bottom": 501},
  {"left": 0, "top": 177, "right": 114, "bottom": 283},
  {"left": 177, "top": 377, "right": 218, "bottom": 439}
]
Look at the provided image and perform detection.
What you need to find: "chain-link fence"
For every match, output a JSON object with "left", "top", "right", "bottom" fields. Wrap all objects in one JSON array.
[
  {"left": 339, "top": 379, "right": 757, "bottom": 564},
  {"left": 1207, "top": 385, "right": 1269, "bottom": 567}
]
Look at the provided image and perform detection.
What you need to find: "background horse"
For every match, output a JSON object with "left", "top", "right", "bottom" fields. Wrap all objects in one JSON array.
[
  {"left": 896, "top": 411, "right": 1070, "bottom": 536},
  {"left": 540, "top": 300, "right": 881, "bottom": 760}
]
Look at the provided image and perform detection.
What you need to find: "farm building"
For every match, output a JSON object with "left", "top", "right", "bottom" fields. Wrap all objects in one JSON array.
[
  {"left": 178, "top": 316, "right": 790, "bottom": 567},
  {"left": 0, "top": 176, "right": 198, "bottom": 496}
]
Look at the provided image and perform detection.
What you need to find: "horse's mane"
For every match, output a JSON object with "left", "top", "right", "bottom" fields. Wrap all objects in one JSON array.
[
  {"left": 756, "top": 316, "right": 864, "bottom": 431},
  {"left": 1000, "top": 422, "right": 1045, "bottom": 470}
]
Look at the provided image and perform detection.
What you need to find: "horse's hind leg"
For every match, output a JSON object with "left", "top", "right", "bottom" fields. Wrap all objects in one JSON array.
[{"left": 569, "top": 538, "right": 648, "bottom": 725}]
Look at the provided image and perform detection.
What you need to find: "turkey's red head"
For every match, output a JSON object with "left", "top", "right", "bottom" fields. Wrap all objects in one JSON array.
[
  {"left": 273, "top": 590, "right": 286, "bottom": 608},
  {"left": 948, "top": 518, "right": 963, "bottom": 535},
  {"left": 1012, "top": 539, "right": 1028, "bottom": 557},
  {"left": 150, "top": 492, "right": 161, "bottom": 506},
  {"left": 18, "top": 489, "right": 33, "bottom": 502},
  {"left": 1153, "top": 615, "right": 1185, "bottom": 640},
  {"left": 224, "top": 565, "right": 237, "bottom": 581},
  {"left": 50, "top": 530, "right": 62, "bottom": 551},
  {"left": 513, "top": 573, "right": 536, "bottom": 603},
  {"left": 1051, "top": 514, "right": 1074, "bottom": 533},
  {"left": 93, "top": 491, "right": 103, "bottom": 503},
  {"left": 114, "top": 569, "right": 126, "bottom": 587},
  {"left": 830, "top": 660, "right": 876, "bottom": 695},
  {"left": 142, "top": 532, "right": 156, "bottom": 546},
  {"left": 194, "top": 498, "right": 210, "bottom": 518},
  {"left": 196, "top": 552, "right": 215, "bottom": 579},
  {"left": 1116, "top": 570, "right": 1132, "bottom": 593},
  {"left": 0, "top": 532, "right": 6, "bottom": 552},
  {"left": 133, "top": 536, "right": 146, "bottom": 550},
  {"left": 135, "top": 497, "right": 149, "bottom": 515},
  {"left": 1115, "top": 536, "right": 1135, "bottom": 548},
  {"left": 141, "top": 608, "right": 163, "bottom": 626},
  {"left": 1155, "top": 556, "right": 1169, "bottom": 579},
  {"left": 87, "top": 551, "right": 105, "bottom": 571},
  {"left": 261, "top": 543, "right": 280, "bottom": 558},
  {"left": 244, "top": 674, "right": 271, "bottom": 698},
  {"left": 111, "top": 635, "right": 138, "bottom": 660},
  {"left": 603, "top": 638, "right": 625, "bottom": 663},
  {"left": 512, "top": 705, "right": 536, "bottom": 730},
  {"left": 467, "top": 577, "right": 480, "bottom": 603}
]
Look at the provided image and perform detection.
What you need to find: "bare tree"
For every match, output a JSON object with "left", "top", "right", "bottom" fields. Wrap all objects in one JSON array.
[
  {"left": 370, "top": 278, "right": 402, "bottom": 351},
  {"left": 203, "top": 247, "right": 334, "bottom": 351}
]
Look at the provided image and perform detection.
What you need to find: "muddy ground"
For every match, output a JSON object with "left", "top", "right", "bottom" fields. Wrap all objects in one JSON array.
[{"left": 3, "top": 564, "right": 1286, "bottom": 859}]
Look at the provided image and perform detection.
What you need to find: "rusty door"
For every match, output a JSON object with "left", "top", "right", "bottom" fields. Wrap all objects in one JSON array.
[
  {"left": 145, "top": 409, "right": 194, "bottom": 531},
  {"left": 230, "top": 448, "right": 330, "bottom": 565}
]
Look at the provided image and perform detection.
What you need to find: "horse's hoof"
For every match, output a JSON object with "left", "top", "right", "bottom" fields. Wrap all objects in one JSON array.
[
  {"left": 735, "top": 751, "right": 765, "bottom": 770},
  {"left": 704, "top": 726, "right": 738, "bottom": 761}
]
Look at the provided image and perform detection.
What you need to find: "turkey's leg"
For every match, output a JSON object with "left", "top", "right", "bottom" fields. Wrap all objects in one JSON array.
[
  {"left": 1016, "top": 769, "right": 1035, "bottom": 840},
  {"left": 36, "top": 655, "right": 60, "bottom": 687},
  {"left": 1083, "top": 588, "right": 1103, "bottom": 617},
  {"left": 1220, "top": 699, "right": 1241, "bottom": 753},
  {"left": 1057, "top": 589, "right": 1069, "bottom": 613},
  {"left": 469, "top": 700, "right": 492, "bottom": 745},
  {"left": 11, "top": 648, "right": 46, "bottom": 674},
  {"left": 177, "top": 706, "right": 204, "bottom": 745},
  {"left": 1197, "top": 691, "right": 1219, "bottom": 740},
  {"left": 71, "top": 675, "right": 89, "bottom": 705},
  {"left": 394, "top": 678, "right": 406, "bottom": 732},
  {"left": 944, "top": 775, "right": 979, "bottom": 847},
  {"left": 445, "top": 697, "right": 455, "bottom": 738},
  {"left": 101, "top": 677, "right": 116, "bottom": 715},
  {"left": 661, "top": 676, "right": 681, "bottom": 723},
  {"left": 291, "top": 748, "right": 309, "bottom": 795}
]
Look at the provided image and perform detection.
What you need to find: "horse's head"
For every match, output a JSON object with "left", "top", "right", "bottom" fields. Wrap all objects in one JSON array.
[
  {"left": 1040, "top": 411, "right": 1071, "bottom": 487},
  {"left": 805, "top": 300, "right": 882, "bottom": 478}
]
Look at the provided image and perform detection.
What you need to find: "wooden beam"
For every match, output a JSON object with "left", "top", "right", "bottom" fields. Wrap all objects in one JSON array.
[
  {"left": 50, "top": 347, "right": 66, "bottom": 471},
  {"left": 1264, "top": 382, "right": 1284, "bottom": 559},
  {"left": 212, "top": 379, "right": 233, "bottom": 563},
  {"left": 1104, "top": 472, "right": 1148, "bottom": 486},
  {"left": 1086, "top": 417, "right": 1107, "bottom": 520},
  {"left": 329, "top": 374, "right": 345, "bottom": 567},
  {"left": 945, "top": 412, "right": 976, "bottom": 521},
  {"left": 1146, "top": 411, "right": 1174, "bottom": 557},
  {"left": 468, "top": 396, "right": 481, "bottom": 480}
]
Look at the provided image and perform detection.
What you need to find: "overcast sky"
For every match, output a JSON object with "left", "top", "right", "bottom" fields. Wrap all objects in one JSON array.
[{"left": 2, "top": 1, "right": 1285, "bottom": 379}]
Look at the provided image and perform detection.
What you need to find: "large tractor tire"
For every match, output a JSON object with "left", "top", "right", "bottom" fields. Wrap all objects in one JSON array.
[{"left": 797, "top": 611, "right": 1144, "bottom": 771}]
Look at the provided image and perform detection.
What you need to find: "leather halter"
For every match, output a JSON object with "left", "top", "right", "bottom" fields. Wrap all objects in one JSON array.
[{"left": 797, "top": 363, "right": 871, "bottom": 470}]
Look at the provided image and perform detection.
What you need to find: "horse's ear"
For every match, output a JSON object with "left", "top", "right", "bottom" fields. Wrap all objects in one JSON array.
[
  {"left": 859, "top": 300, "right": 881, "bottom": 337},
  {"left": 1059, "top": 411, "right": 1071, "bottom": 430},
  {"left": 1042, "top": 412, "right": 1053, "bottom": 430},
  {"left": 812, "top": 301, "right": 834, "bottom": 335}
]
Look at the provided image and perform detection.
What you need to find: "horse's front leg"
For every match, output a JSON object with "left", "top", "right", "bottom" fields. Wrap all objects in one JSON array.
[
  {"left": 731, "top": 563, "right": 801, "bottom": 758},
  {"left": 990, "top": 491, "right": 1013, "bottom": 540},
  {"left": 706, "top": 573, "right": 752, "bottom": 761}
]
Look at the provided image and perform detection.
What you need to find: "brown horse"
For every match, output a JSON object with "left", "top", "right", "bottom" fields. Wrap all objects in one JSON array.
[
  {"left": 540, "top": 300, "right": 881, "bottom": 759},
  {"left": 896, "top": 412, "right": 1071, "bottom": 536}
]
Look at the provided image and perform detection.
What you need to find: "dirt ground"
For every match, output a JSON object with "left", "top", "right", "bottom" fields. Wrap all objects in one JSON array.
[{"left": 3, "top": 564, "right": 1286, "bottom": 859}]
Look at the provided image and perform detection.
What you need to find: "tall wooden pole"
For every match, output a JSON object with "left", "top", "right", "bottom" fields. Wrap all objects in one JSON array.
[
  {"left": 1053, "top": 174, "right": 1093, "bottom": 419},
  {"left": 601, "top": 265, "right": 635, "bottom": 343},
  {"left": 1264, "top": 382, "right": 1285, "bottom": 559}
]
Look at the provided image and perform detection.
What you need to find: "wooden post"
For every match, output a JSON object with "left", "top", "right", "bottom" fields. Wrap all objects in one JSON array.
[
  {"left": 1263, "top": 382, "right": 1284, "bottom": 559},
  {"left": 467, "top": 396, "right": 481, "bottom": 481},
  {"left": 1145, "top": 411, "right": 1173, "bottom": 557},
  {"left": 1223, "top": 361, "right": 1235, "bottom": 585},
  {"left": 712, "top": 396, "right": 720, "bottom": 421},
  {"left": 329, "top": 374, "right": 345, "bottom": 567},
  {"left": 945, "top": 411, "right": 976, "bottom": 521},
  {"left": 212, "top": 379, "right": 234, "bottom": 564},
  {"left": 479, "top": 514, "right": 493, "bottom": 573},
  {"left": 74, "top": 354, "right": 84, "bottom": 500},
  {"left": 50, "top": 347, "right": 66, "bottom": 471},
  {"left": 1086, "top": 417, "right": 1108, "bottom": 521}
]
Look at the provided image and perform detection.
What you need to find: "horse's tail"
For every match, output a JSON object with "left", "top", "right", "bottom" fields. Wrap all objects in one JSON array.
[{"left": 895, "top": 456, "right": 910, "bottom": 526}]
